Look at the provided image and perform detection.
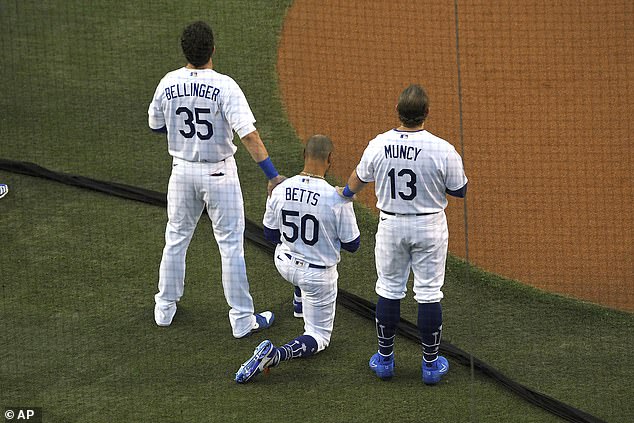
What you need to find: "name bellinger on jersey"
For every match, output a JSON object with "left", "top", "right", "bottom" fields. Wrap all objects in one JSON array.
[{"left": 163, "top": 82, "right": 221, "bottom": 101}]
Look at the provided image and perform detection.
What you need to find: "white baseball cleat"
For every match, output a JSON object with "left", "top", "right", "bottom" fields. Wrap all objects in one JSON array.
[
  {"left": 154, "top": 302, "right": 177, "bottom": 327},
  {"left": 0, "top": 184, "right": 8, "bottom": 199}
]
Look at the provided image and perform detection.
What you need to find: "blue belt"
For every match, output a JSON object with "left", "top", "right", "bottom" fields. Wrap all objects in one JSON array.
[{"left": 284, "top": 253, "right": 327, "bottom": 269}]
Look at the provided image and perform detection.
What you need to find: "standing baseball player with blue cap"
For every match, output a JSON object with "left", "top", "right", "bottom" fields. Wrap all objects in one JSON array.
[
  {"left": 340, "top": 84, "right": 467, "bottom": 384},
  {"left": 148, "top": 21, "right": 285, "bottom": 338},
  {"left": 235, "top": 134, "right": 360, "bottom": 383}
]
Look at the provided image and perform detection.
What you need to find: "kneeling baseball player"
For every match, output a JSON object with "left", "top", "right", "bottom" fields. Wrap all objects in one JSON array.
[{"left": 235, "top": 135, "right": 360, "bottom": 383}]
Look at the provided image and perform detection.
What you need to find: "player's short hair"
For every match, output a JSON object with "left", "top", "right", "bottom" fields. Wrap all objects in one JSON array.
[
  {"left": 397, "top": 84, "right": 430, "bottom": 127},
  {"left": 304, "top": 134, "right": 334, "bottom": 162},
  {"left": 181, "top": 21, "right": 214, "bottom": 67}
]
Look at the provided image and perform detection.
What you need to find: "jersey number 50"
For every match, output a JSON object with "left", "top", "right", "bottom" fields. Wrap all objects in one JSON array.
[
  {"left": 176, "top": 106, "right": 213, "bottom": 140},
  {"left": 281, "top": 210, "right": 319, "bottom": 246}
]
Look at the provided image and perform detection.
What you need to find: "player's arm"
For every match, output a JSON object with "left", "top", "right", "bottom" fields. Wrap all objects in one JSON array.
[
  {"left": 262, "top": 195, "right": 281, "bottom": 245},
  {"left": 444, "top": 148, "right": 468, "bottom": 198},
  {"left": 337, "top": 202, "right": 361, "bottom": 253},
  {"left": 240, "top": 130, "right": 286, "bottom": 195},
  {"left": 148, "top": 83, "right": 167, "bottom": 134},
  {"left": 224, "top": 79, "right": 286, "bottom": 194},
  {"left": 339, "top": 145, "right": 375, "bottom": 199},
  {"left": 338, "top": 170, "right": 368, "bottom": 199}
]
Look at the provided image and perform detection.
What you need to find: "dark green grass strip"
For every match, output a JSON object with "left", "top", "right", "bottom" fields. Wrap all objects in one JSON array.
[{"left": 0, "top": 158, "right": 607, "bottom": 423}]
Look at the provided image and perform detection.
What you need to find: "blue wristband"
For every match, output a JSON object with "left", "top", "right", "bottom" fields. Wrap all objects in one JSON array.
[
  {"left": 258, "top": 157, "right": 279, "bottom": 180},
  {"left": 342, "top": 185, "right": 355, "bottom": 198}
]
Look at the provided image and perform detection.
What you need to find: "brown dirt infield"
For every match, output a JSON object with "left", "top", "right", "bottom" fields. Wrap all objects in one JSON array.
[{"left": 277, "top": 1, "right": 633, "bottom": 312}]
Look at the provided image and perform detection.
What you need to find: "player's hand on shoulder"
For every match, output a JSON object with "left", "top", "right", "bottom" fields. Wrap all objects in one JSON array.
[
  {"left": 268, "top": 175, "right": 287, "bottom": 197},
  {"left": 335, "top": 186, "right": 356, "bottom": 201}
]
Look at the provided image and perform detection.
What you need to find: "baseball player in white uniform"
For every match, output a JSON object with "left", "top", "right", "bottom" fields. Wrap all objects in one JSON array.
[
  {"left": 148, "top": 21, "right": 284, "bottom": 338},
  {"left": 235, "top": 135, "right": 360, "bottom": 383},
  {"left": 340, "top": 84, "right": 467, "bottom": 384}
]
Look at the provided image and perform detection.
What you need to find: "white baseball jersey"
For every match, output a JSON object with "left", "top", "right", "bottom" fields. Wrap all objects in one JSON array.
[
  {"left": 148, "top": 67, "right": 256, "bottom": 162},
  {"left": 356, "top": 129, "right": 467, "bottom": 214},
  {"left": 264, "top": 175, "right": 360, "bottom": 268}
]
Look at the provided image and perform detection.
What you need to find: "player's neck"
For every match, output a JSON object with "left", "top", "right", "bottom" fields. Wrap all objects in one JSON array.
[
  {"left": 396, "top": 123, "right": 425, "bottom": 132},
  {"left": 185, "top": 58, "right": 213, "bottom": 70},
  {"left": 301, "top": 161, "right": 328, "bottom": 179}
]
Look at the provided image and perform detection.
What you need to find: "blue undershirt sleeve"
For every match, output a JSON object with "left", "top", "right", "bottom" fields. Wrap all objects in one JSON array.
[
  {"left": 151, "top": 125, "right": 167, "bottom": 134},
  {"left": 263, "top": 225, "right": 281, "bottom": 245},
  {"left": 446, "top": 183, "right": 468, "bottom": 198},
  {"left": 341, "top": 235, "right": 360, "bottom": 253}
]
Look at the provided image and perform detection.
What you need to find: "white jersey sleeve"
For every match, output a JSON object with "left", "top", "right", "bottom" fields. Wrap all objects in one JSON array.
[
  {"left": 263, "top": 195, "right": 279, "bottom": 230},
  {"left": 219, "top": 77, "right": 257, "bottom": 138},
  {"left": 444, "top": 147, "right": 468, "bottom": 191},
  {"left": 335, "top": 201, "right": 360, "bottom": 243},
  {"left": 148, "top": 84, "right": 166, "bottom": 130},
  {"left": 355, "top": 143, "right": 377, "bottom": 183}
]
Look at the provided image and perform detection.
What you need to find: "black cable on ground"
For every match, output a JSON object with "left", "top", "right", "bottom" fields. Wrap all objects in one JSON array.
[{"left": 0, "top": 158, "right": 606, "bottom": 423}]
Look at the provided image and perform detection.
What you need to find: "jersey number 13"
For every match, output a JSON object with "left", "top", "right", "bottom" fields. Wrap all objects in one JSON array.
[{"left": 387, "top": 168, "right": 417, "bottom": 200}]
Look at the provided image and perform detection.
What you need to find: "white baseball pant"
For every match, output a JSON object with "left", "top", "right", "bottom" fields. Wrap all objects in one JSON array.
[
  {"left": 374, "top": 211, "right": 448, "bottom": 303},
  {"left": 155, "top": 155, "right": 256, "bottom": 337},
  {"left": 274, "top": 247, "right": 338, "bottom": 352}
]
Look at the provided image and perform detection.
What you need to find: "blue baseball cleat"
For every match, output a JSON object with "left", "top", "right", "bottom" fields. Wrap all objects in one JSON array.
[
  {"left": 235, "top": 340, "right": 276, "bottom": 384},
  {"left": 252, "top": 311, "right": 275, "bottom": 334},
  {"left": 422, "top": 356, "right": 449, "bottom": 385},
  {"left": 237, "top": 311, "right": 275, "bottom": 338},
  {"left": 369, "top": 352, "right": 395, "bottom": 380}
]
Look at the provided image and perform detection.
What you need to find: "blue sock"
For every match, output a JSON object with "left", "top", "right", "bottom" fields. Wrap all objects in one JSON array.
[
  {"left": 418, "top": 302, "right": 442, "bottom": 366},
  {"left": 272, "top": 335, "right": 318, "bottom": 366},
  {"left": 294, "top": 286, "right": 302, "bottom": 302},
  {"left": 375, "top": 296, "right": 400, "bottom": 358}
]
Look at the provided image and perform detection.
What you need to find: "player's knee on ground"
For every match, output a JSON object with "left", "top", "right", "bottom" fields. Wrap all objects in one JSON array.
[{"left": 305, "top": 330, "right": 331, "bottom": 353}]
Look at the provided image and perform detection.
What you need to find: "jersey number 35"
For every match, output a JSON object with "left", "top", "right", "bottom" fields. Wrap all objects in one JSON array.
[{"left": 176, "top": 106, "right": 214, "bottom": 140}]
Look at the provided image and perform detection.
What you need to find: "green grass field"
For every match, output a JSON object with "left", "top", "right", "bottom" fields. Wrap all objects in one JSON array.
[{"left": 1, "top": 1, "right": 633, "bottom": 422}]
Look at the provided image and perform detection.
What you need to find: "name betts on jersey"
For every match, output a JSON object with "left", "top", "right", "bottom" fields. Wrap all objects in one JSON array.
[{"left": 285, "top": 187, "right": 320, "bottom": 206}]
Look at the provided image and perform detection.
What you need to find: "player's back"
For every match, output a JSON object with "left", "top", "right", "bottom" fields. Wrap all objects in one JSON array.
[
  {"left": 360, "top": 129, "right": 466, "bottom": 214},
  {"left": 149, "top": 68, "right": 254, "bottom": 162},
  {"left": 266, "top": 175, "right": 358, "bottom": 268}
]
